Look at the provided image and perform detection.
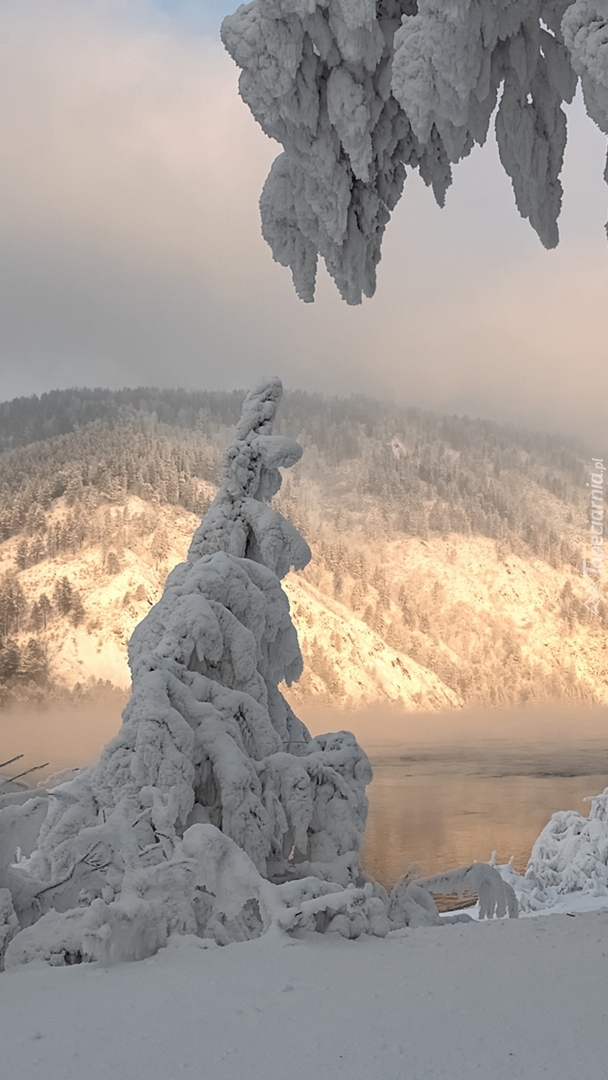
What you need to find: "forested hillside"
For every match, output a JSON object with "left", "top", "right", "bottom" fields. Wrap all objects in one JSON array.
[{"left": 0, "top": 387, "right": 604, "bottom": 709}]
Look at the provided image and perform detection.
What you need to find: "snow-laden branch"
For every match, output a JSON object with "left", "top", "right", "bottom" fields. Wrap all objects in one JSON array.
[
  {"left": 414, "top": 862, "right": 519, "bottom": 920},
  {"left": 221, "top": 0, "right": 607, "bottom": 303}
]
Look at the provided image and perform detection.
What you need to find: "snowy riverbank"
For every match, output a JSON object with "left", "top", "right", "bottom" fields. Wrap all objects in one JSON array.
[{"left": 2, "top": 902, "right": 608, "bottom": 1080}]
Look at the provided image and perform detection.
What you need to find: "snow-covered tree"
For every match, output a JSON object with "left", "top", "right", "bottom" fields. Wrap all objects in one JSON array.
[
  {"left": 221, "top": 0, "right": 608, "bottom": 303},
  {"left": 0, "top": 380, "right": 374, "bottom": 961},
  {"left": 0, "top": 379, "right": 517, "bottom": 966}
]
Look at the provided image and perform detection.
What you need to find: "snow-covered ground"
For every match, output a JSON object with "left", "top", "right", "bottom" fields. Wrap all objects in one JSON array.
[{"left": 2, "top": 903, "right": 608, "bottom": 1080}]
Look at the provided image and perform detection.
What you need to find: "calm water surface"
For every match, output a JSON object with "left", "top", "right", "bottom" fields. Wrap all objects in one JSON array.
[
  {"left": 3, "top": 701, "right": 608, "bottom": 891},
  {"left": 361, "top": 740, "right": 608, "bottom": 887}
]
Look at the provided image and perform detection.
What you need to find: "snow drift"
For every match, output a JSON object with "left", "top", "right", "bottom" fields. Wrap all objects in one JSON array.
[{"left": 221, "top": 0, "right": 608, "bottom": 303}]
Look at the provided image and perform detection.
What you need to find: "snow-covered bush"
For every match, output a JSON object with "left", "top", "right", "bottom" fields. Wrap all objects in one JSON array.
[
  {"left": 516, "top": 786, "right": 608, "bottom": 907},
  {"left": 222, "top": 0, "right": 608, "bottom": 304},
  {"left": 4, "top": 822, "right": 394, "bottom": 967},
  {"left": 480, "top": 785, "right": 608, "bottom": 913},
  {"left": 388, "top": 861, "right": 518, "bottom": 926}
]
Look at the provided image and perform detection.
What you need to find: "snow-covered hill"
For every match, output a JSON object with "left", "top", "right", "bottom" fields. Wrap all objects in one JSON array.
[
  {"left": 0, "top": 496, "right": 202, "bottom": 693},
  {"left": 0, "top": 495, "right": 459, "bottom": 710},
  {"left": 283, "top": 575, "right": 460, "bottom": 708},
  {"left": 1, "top": 492, "right": 606, "bottom": 710},
  {"left": 300, "top": 530, "right": 608, "bottom": 706},
  {"left": 1, "top": 386, "right": 605, "bottom": 710}
]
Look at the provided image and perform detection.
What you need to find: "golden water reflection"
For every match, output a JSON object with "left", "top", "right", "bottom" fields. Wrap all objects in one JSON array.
[
  {"left": 300, "top": 703, "right": 608, "bottom": 889},
  {"left": 362, "top": 764, "right": 606, "bottom": 887},
  {"left": 2, "top": 699, "right": 607, "bottom": 890}
]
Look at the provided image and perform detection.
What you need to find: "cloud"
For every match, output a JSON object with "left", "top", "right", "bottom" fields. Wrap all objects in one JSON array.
[
  {"left": 0, "top": 0, "right": 282, "bottom": 387},
  {"left": 0, "top": 0, "right": 607, "bottom": 449}
]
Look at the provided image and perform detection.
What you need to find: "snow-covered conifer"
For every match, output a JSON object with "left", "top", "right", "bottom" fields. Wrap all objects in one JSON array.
[
  {"left": 1, "top": 379, "right": 379, "bottom": 962},
  {"left": 0, "top": 379, "right": 522, "bottom": 967}
]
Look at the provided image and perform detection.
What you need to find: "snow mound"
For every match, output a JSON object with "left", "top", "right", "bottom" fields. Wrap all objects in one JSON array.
[{"left": 222, "top": 0, "right": 607, "bottom": 302}]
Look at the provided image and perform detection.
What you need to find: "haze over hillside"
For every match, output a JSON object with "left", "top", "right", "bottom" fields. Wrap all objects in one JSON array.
[{"left": 0, "top": 387, "right": 605, "bottom": 712}]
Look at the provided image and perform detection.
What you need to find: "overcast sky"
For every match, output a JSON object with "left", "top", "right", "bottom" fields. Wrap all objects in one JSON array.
[{"left": 1, "top": 0, "right": 607, "bottom": 448}]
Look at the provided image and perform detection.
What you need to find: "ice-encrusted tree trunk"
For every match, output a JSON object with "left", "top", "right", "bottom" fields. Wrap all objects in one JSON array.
[{"left": 221, "top": 0, "right": 608, "bottom": 304}]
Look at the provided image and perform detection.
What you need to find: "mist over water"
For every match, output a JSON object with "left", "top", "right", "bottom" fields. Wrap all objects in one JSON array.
[
  {"left": 300, "top": 702, "right": 608, "bottom": 753},
  {"left": 2, "top": 699, "right": 607, "bottom": 887},
  {"left": 0, "top": 696, "right": 125, "bottom": 786}
]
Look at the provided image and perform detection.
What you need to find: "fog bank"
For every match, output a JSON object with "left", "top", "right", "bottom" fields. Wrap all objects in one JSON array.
[
  {"left": 2, "top": 700, "right": 607, "bottom": 791},
  {"left": 300, "top": 703, "right": 608, "bottom": 756},
  {"left": 0, "top": 697, "right": 125, "bottom": 786}
]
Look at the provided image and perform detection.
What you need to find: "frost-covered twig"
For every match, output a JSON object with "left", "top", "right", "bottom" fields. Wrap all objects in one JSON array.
[
  {"left": 1, "top": 762, "right": 49, "bottom": 786},
  {"left": 0, "top": 755, "right": 24, "bottom": 770}
]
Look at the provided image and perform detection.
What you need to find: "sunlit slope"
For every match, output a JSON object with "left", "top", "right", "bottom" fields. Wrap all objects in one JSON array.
[
  {"left": 0, "top": 497, "right": 605, "bottom": 709},
  {"left": 0, "top": 496, "right": 457, "bottom": 709},
  {"left": 0, "top": 497, "right": 201, "bottom": 691},
  {"left": 296, "top": 532, "right": 607, "bottom": 706},
  {"left": 282, "top": 575, "right": 460, "bottom": 708}
]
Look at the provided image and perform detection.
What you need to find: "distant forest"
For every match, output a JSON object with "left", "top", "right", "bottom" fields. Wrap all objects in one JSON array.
[
  {"left": 0, "top": 385, "right": 591, "bottom": 565},
  {"left": 0, "top": 386, "right": 599, "bottom": 705}
]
